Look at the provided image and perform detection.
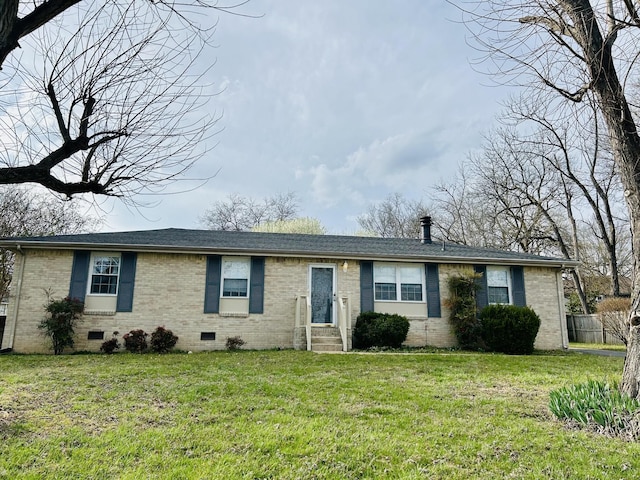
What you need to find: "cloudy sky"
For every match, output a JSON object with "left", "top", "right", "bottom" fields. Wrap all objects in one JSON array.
[{"left": 104, "top": 0, "right": 511, "bottom": 234}]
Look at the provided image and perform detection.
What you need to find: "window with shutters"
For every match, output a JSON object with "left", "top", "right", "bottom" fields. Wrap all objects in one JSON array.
[
  {"left": 88, "top": 253, "right": 121, "bottom": 295},
  {"left": 221, "top": 257, "right": 250, "bottom": 298},
  {"left": 487, "top": 266, "right": 512, "bottom": 304},
  {"left": 373, "top": 263, "right": 424, "bottom": 302}
]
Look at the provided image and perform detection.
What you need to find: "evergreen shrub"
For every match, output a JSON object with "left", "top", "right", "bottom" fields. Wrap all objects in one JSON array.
[
  {"left": 353, "top": 312, "right": 409, "bottom": 349},
  {"left": 479, "top": 304, "right": 540, "bottom": 354}
]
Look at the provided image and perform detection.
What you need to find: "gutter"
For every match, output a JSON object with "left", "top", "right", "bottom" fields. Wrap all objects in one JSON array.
[
  {"left": 557, "top": 270, "right": 570, "bottom": 350},
  {"left": 3, "top": 245, "right": 25, "bottom": 351},
  {"left": 0, "top": 241, "right": 579, "bottom": 269}
]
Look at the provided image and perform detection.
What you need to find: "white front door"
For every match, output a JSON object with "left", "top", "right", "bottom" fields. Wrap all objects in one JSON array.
[{"left": 309, "top": 265, "right": 336, "bottom": 324}]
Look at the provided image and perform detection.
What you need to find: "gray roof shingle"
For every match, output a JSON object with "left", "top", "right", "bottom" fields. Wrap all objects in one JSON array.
[{"left": 0, "top": 228, "right": 577, "bottom": 267}]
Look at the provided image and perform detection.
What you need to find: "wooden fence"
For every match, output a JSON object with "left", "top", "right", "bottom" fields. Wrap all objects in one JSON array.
[{"left": 566, "top": 314, "right": 625, "bottom": 345}]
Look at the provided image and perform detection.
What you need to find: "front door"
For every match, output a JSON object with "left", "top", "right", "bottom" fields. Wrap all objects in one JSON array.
[{"left": 310, "top": 265, "right": 336, "bottom": 324}]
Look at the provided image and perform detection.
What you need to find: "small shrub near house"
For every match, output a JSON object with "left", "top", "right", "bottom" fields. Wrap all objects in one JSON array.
[
  {"left": 100, "top": 331, "right": 120, "bottom": 354},
  {"left": 352, "top": 312, "right": 410, "bottom": 349},
  {"left": 226, "top": 336, "right": 246, "bottom": 350},
  {"left": 150, "top": 326, "right": 179, "bottom": 353},
  {"left": 38, "top": 296, "right": 84, "bottom": 355},
  {"left": 123, "top": 329, "right": 148, "bottom": 353},
  {"left": 444, "top": 274, "right": 482, "bottom": 350},
  {"left": 479, "top": 304, "right": 540, "bottom": 355}
]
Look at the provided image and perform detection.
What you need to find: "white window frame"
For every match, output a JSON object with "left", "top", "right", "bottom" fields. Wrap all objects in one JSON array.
[
  {"left": 220, "top": 256, "right": 251, "bottom": 298},
  {"left": 486, "top": 266, "right": 512, "bottom": 305},
  {"left": 87, "top": 253, "right": 121, "bottom": 296},
  {"left": 373, "top": 263, "right": 425, "bottom": 303}
]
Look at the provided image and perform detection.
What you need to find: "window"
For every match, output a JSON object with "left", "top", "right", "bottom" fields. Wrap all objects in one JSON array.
[
  {"left": 89, "top": 254, "right": 120, "bottom": 295},
  {"left": 374, "top": 264, "right": 424, "bottom": 302},
  {"left": 487, "top": 267, "right": 511, "bottom": 304},
  {"left": 221, "top": 257, "right": 250, "bottom": 297}
]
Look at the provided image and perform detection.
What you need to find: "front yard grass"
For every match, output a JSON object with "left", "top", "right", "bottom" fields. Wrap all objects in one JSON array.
[{"left": 0, "top": 350, "right": 638, "bottom": 479}]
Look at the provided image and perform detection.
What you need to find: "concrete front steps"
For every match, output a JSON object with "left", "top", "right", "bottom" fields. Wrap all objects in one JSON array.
[{"left": 310, "top": 327, "right": 344, "bottom": 352}]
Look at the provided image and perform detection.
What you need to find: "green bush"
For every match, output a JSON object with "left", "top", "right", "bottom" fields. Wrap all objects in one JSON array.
[
  {"left": 479, "top": 304, "right": 540, "bottom": 354},
  {"left": 444, "top": 274, "right": 482, "bottom": 350},
  {"left": 549, "top": 380, "right": 640, "bottom": 435},
  {"left": 38, "top": 296, "right": 84, "bottom": 355},
  {"left": 123, "top": 329, "right": 148, "bottom": 353},
  {"left": 353, "top": 312, "right": 409, "bottom": 349},
  {"left": 150, "top": 326, "right": 179, "bottom": 353}
]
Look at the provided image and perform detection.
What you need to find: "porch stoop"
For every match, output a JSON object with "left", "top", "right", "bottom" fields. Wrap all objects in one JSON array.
[{"left": 310, "top": 326, "right": 344, "bottom": 352}]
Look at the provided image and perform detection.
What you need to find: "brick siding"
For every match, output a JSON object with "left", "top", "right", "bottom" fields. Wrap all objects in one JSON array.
[{"left": 5, "top": 250, "right": 565, "bottom": 353}]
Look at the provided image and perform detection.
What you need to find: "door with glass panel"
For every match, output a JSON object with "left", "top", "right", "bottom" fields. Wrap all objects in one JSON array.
[{"left": 309, "top": 265, "right": 336, "bottom": 324}]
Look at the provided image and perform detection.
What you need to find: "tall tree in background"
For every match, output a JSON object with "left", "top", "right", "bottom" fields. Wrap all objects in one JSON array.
[
  {"left": 357, "top": 193, "right": 430, "bottom": 238},
  {"left": 0, "top": 1, "right": 244, "bottom": 200},
  {"left": 0, "top": 187, "right": 100, "bottom": 301},
  {"left": 253, "top": 217, "right": 327, "bottom": 235},
  {"left": 459, "top": 0, "right": 640, "bottom": 397},
  {"left": 201, "top": 193, "right": 299, "bottom": 231}
]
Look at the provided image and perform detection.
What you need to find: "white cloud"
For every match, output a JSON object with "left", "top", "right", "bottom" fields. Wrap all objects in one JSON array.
[{"left": 303, "top": 130, "right": 448, "bottom": 208}]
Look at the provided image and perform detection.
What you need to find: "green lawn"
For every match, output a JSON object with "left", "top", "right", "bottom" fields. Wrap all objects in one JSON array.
[
  {"left": 0, "top": 350, "right": 638, "bottom": 479},
  {"left": 569, "top": 342, "right": 627, "bottom": 352}
]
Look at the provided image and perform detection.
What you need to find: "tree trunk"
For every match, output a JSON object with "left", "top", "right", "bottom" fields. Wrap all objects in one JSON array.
[
  {"left": 571, "top": 269, "right": 591, "bottom": 314},
  {"left": 559, "top": 0, "right": 640, "bottom": 397},
  {"left": 621, "top": 319, "right": 640, "bottom": 398}
]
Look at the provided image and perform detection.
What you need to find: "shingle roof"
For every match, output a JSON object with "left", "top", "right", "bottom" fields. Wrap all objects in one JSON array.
[{"left": 0, "top": 228, "right": 577, "bottom": 267}]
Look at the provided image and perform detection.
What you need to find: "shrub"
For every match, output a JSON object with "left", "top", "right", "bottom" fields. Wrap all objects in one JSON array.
[
  {"left": 479, "top": 304, "right": 540, "bottom": 354},
  {"left": 597, "top": 296, "right": 631, "bottom": 346},
  {"left": 100, "top": 331, "right": 120, "bottom": 354},
  {"left": 150, "top": 326, "right": 179, "bottom": 353},
  {"left": 226, "top": 336, "right": 246, "bottom": 350},
  {"left": 352, "top": 312, "right": 409, "bottom": 349},
  {"left": 444, "top": 274, "right": 482, "bottom": 350},
  {"left": 38, "top": 296, "right": 84, "bottom": 355},
  {"left": 123, "top": 329, "right": 148, "bottom": 353},
  {"left": 549, "top": 380, "right": 640, "bottom": 438}
]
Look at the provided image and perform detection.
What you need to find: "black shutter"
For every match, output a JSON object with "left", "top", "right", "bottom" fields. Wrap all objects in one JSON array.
[
  {"left": 474, "top": 265, "right": 488, "bottom": 311},
  {"left": 69, "top": 251, "right": 90, "bottom": 302},
  {"left": 425, "top": 263, "right": 441, "bottom": 318},
  {"left": 249, "top": 257, "right": 265, "bottom": 314},
  {"left": 204, "top": 255, "right": 222, "bottom": 313},
  {"left": 511, "top": 266, "right": 526, "bottom": 307},
  {"left": 116, "top": 252, "right": 137, "bottom": 312},
  {"left": 360, "top": 261, "right": 374, "bottom": 312}
]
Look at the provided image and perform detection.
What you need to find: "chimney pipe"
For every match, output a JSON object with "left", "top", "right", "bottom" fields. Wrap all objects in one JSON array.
[{"left": 420, "top": 216, "right": 432, "bottom": 244}]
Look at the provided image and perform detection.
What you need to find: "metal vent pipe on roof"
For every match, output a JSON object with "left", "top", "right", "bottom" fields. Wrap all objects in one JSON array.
[{"left": 420, "top": 216, "right": 432, "bottom": 244}]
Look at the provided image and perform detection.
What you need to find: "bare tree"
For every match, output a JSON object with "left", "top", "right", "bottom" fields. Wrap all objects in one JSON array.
[
  {"left": 458, "top": 0, "right": 640, "bottom": 397},
  {"left": 0, "top": 186, "right": 100, "bottom": 301},
  {"left": 0, "top": 1, "right": 247, "bottom": 200},
  {"left": 200, "top": 192, "right": 299, "bottom": 231},
  {"left": 428, "top": 169, "right": 505, "bottom": 248},
  {"left": 357, "top": 193, "right": 430, "bottom": 238},
  {"left": 430, "top": 93, "right": 630, "bottom": 313}
]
